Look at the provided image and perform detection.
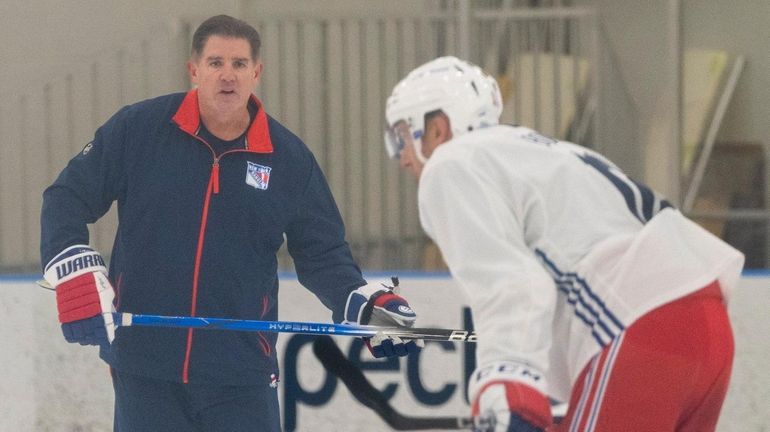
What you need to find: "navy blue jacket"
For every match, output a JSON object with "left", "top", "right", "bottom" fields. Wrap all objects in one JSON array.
[{"left": 41, "top": 90, "right": 366, "bottom": 385}]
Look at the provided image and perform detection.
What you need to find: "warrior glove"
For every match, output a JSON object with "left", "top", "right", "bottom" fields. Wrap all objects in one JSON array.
[{"left": 44, "top": 245, "right": 116, "bottom": 346}]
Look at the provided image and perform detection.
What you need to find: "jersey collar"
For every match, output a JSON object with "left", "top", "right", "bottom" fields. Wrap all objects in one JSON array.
[{"left": 172, "top": 88, "right": 273, "bottom": 153}]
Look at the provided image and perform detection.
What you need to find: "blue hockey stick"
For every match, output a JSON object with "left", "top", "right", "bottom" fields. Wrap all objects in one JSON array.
[
  {"left": 114, "top": 313, "right": 478, "bottom": 342},
  {"left": 36, "top": 280, "right": 477, "bottom": 342}
]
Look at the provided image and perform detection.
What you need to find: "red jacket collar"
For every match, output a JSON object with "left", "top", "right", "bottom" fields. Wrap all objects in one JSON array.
[{"left": 172, "top": 88, "right": 273, "bottom": 153}]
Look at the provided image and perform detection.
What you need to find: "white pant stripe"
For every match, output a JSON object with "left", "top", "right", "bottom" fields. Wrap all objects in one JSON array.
[
  {"left": 569, "top": 355, "right": 599, "bottom": 432},
  {"left": 585, "top": 332, "right": 626, "bottom": 431}
]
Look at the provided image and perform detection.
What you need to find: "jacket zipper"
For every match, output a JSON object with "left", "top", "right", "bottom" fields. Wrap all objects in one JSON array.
[
  {"left": 182, "top": 159, "right": 216, "bottom": 383},
  {"left": 212, "top": 159, "right": 220, "bottom": 194},
  {"left": 181, "top": 135, "right": 255, "bottom": 383}
]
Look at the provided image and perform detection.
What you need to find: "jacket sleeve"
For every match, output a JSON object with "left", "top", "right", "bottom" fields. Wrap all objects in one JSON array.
[
  {"left": 285, "top": 155, "right": 366, "bottom": 323},
  {"left": 418, "top": 155, "right": 557, "bottom": 374},
  {"left": 40, "top": 108, "right": 129, "bottom": 268}
]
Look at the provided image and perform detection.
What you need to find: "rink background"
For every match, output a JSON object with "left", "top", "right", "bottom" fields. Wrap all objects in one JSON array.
[{"left": 0, "top": 273, "right": 768, "bottom": 432}]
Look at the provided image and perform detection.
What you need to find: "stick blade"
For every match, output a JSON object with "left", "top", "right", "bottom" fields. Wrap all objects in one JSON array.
[
  {"left": 312, "top": 336, "right": 388, "bottom": 410},
  {"left": 312, "top": 336, "right": 470, "bottom": 430},
  {"left": 36, "top": 279, "right": 54, "bottom": 290}
]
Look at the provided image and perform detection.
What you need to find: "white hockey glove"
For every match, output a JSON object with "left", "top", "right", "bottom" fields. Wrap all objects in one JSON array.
[
  {"left": 469, "top": 361, "right": 553, "bottom": 432},
  {"left": 43, "top": 245, "right": 117, "bottom": 346},
  {"left": 343, "top": 277, "right": 423, "bottom": 358}
]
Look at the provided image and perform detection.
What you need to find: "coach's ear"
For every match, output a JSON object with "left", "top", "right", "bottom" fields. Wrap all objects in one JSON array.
[
  {"left": 187, "top": 58, "right": 200, "bottom": 86},
  {"left": 251, "top": 61, "right": 263, "bottom": 85}
]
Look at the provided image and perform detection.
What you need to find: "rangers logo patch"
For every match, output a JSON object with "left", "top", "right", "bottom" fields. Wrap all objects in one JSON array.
[{"left": 246, "top": 161, "right": 272, "bottom": 190}]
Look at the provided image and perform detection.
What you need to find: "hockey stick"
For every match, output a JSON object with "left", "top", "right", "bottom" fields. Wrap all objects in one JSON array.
[
  {"left": 36, "top": 279, "right": 477, "bottom": 342},
  {"left": 114, "top": 313, "right": 478, "bottom": 342},
  {"left": 312, "top": 335, "right": 474, "bottom": 430}
]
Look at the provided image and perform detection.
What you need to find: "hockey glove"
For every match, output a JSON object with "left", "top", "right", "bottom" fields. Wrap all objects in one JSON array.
[
  {"left": 344, "top": 278, "right": 422, "bottom": 358},
  {"left": 43, "top": 245, "right": 116, "bottom": 346},
  {"left": 469, "top": 361, "right": 553, "bottom": 432}
]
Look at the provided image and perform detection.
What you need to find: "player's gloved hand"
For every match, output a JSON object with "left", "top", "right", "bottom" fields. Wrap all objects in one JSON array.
[
  {"left": 43, "top": 245, "right": 116, "bottom": 347},
  {"left": 344, "top": 277, "right": 423, "bottom": 358},
  {"left": 469, "top": 361, "right": 553, "bottom": 432}
]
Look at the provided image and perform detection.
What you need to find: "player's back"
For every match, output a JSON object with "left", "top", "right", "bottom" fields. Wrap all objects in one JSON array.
[
  {"left": 425, "top": 124, "right": 665, "bottom": 269},
  {"left": 420, "top": 124, "right": 743, "bottom": 399}
]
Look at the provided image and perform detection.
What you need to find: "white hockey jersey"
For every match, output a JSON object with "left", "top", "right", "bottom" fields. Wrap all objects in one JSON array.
[{"left": 417, "top": 125, "right": 744, "bottom": 401}]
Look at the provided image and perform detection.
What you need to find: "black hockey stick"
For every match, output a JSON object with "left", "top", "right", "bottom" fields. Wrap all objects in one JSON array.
[{"left": 312, "top": 335, "right": 474, "bottom": 430}]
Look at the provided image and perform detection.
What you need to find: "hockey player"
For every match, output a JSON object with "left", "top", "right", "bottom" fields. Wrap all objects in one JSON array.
[
  {"left": 40, "top": 15, "right": 418, "bottom": 431},
  {"left": 383, "top": 56, "right": 743, "bottom": 431}
]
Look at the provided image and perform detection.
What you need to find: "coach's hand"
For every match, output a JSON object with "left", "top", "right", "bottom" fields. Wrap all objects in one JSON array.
[
  {"left": 470, "top": 361, "right": 552, "bottom": 432},
  {"left": 44, "top": 245, "right": 117, "bottom": 347},
  {"left": 344, "top": 277, "right": 423, "bottom": 358}
]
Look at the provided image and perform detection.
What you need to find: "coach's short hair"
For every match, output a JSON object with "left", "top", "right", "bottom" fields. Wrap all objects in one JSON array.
[{"left": 192, "top": 15, "right": 261, "bottom": 61}]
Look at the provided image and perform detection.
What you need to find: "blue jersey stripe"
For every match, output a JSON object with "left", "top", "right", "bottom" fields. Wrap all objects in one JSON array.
[
  {"left": 535, "top": 249, "right": 625, "bottom": 347},
  {"left": 557, "top": 279, "right": 617, "bottom": 337}
]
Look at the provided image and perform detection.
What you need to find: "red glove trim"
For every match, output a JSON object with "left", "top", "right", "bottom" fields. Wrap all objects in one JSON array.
[
  {"left": 471, "top": 380, "right": 553, "bottom": 429},
  {"left": 372, "top": 292, "right": 403, "bottom": 307},
  {"left": 55, "top": 274, "right": 103, "bottom": 323},
  {"left": 56, "top": 277, "right": 96, "bottom": 301}
]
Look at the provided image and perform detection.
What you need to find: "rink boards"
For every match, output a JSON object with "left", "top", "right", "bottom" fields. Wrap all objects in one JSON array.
[{"left": 0, "top": 273, "right": 767, "bottom": 431}]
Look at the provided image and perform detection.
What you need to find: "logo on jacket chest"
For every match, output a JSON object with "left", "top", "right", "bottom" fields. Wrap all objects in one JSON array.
[{"left": 246, "top": 161, "right": 272, "bottom": 190}]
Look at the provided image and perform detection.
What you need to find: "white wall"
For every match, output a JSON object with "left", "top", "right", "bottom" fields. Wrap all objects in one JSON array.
[
  {"left": 0, "top": 0, "right": 437, "bottom": 99},
  {"left": 683, "top": 0, "right": 770, "bottom": 145},
  {"left": 2, "top": 1, "right": 768, "bottom": 272},
  {"left": 0, "top": 0, "right": 239, "bottom": 98},
  {"left": 574, "top": 0, "right": 770, "bottom": 203},
  {"left": 0, "top": 0, "right": 444, "bottom": 272},
  {"left": 1, "top": 274, "right": 768, "bottom": 431},
  {"left": 573, "top": 0, "right": 679, "bottom": 192}
]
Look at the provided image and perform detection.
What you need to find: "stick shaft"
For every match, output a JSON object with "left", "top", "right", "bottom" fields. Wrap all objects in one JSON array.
[{"left": 115, "top": 313, "right": 477, "bottom": 342}]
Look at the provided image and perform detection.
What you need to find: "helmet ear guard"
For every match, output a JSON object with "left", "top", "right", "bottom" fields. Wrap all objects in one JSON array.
[{"left": 384, "top": 56, "right": 503, "bottom": 160}]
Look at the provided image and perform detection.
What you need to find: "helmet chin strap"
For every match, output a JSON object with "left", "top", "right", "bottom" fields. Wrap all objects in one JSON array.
[{"left": 412, "top": 136, "right": 428, "bottom": 164}]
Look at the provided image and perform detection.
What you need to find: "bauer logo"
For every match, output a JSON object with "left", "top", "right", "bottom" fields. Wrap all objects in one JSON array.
[{"left": 246, "top": 161, "right": 271, "bottom": 190}]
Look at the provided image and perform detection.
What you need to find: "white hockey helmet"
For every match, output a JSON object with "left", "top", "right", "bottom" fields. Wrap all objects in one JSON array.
[{"left": 384, "top": 56, "right": 502, "bottom": 162}]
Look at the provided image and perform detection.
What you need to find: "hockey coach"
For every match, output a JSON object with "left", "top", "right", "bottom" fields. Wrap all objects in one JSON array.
[{"left": 40, "top": 14, "right": 420, "bottom": 431}]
